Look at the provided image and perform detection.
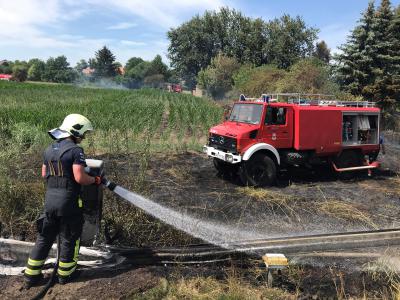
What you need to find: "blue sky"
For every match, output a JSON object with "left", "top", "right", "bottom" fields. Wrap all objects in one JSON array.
[{"left": 1, "top": 0, "right": 399, "bottom": 66}]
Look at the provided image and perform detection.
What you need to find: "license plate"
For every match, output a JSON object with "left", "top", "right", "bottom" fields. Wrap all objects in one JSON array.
[{"left": 216, "top": 152, "right": 225, "bottom": 160}]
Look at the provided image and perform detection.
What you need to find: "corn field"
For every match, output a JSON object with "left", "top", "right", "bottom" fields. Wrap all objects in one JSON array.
[
  {"left": 0, "top": 81, "right": 222, "bottom": 154},
  {"left": 0, "top": 81, "right": 222, "bottom": 242}
]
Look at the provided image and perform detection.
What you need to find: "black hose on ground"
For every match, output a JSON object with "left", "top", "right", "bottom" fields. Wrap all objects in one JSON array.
[{"left": 30, "top": 235, "right": 60, "bottom": 300}]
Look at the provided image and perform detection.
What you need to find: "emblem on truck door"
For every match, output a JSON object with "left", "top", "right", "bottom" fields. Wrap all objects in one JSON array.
[{"left": 272, "top": 133, "right": 277, "bottom": 141}]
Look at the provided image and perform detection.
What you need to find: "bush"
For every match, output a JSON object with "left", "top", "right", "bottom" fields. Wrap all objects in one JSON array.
[
  {"left": 12, "top": 66, "right": 28, "bottom": 82},
  {"left": 233, "top": 58, "right": 343, "bottom": 97},
  {"left": 28, "top": 61, "right": 46, "bottom": 81},
  {"left": 197, "top": 53, "right": 241, "bottom": 99},
  {"left": 233, "top": 65, "right": 286, "bottom": 97},
  {"left": 144, "top": 74, "right": 165, "bottom": 88},
  {"left": 277, "top": 58, "right": 333, "bottom": 93}
]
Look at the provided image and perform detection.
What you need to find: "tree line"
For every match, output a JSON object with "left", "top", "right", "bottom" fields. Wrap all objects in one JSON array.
[
  {"left": 167, "top": 8, "right": 321, "bottom": 89},
  {"left": 167, "top": 1, "right": 399, "bottom": 126},
  {"left": 0, "top": 46, "right": 171, "bottom": 88}
]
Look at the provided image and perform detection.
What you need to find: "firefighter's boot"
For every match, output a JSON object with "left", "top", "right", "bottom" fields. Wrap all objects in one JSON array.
[{"left": 24, "top": 258, "right": 45, "bottom": 289}]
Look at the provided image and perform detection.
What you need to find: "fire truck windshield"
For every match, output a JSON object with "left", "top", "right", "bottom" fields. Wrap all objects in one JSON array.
[{"left": 229, "top": 103, "right": 263, "bottom": 124}]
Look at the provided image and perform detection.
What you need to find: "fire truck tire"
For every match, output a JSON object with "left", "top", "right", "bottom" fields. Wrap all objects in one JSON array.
[{"left": 240, "top": 153, "right": 277, "bottom": 187}]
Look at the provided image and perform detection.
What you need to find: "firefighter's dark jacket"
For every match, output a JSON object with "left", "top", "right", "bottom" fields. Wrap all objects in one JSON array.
[{"left": 43, "top": 139, "right": 86, "bottom": 216}]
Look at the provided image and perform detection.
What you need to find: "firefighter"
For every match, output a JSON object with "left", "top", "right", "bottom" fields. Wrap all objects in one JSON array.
[{"left": 24, "top": 114, "right": 102, "bottom": 287}]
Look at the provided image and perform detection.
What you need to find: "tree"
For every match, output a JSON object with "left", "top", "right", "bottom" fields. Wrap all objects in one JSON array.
[
  {"left": 27, "top": 58, "right": 42, "bottom": 68},
  {"left": 12, "top": 65, "right": 28, "bottom": 82},
  {"left": 147, "top": 55, "right": 168, "bottom": 78},
  {"left": 387, "top": 5, "right": 400, "bottom": 105},
  {"left": 11, "top": 60, "right": 28, "bottom": 69},
  {"left": 27, "top": 60, "right": 45, "bottom": 81},
  {"left": 125, "top": 61, "right": 152, "bottom": 82},
  {"left": 42, "top": 56, "right": 77, "bottom": 83},
  {"left": 335, "top": 0, "right": 400, "bottom": 110},
  {"left": 0, "top": 61, "right": 12, "bottom": 74},
  {"left": 93, "top": 46, "right": 118, "bottom": 78},
  {"left": 264, "top": 15, "right": 318, "bottom": 69},
  {"left": 314, "top": 41, "right": 331, "bottom": 63},
  {"left": 75, "top": 59, "right": 88, "bottom": 72},
  {"left": 334, "top": 2, "right": 376, "bottom": 96},
  {"left": 88, "top": 58, "right": 97, "bottom": 69},
  {"left": 364, "top": 0, "right": 399, "bottom": 110},
  {"left": 197, "top": 53, "right": 240, "bottom": 99},
  {"left": 168, "top": 8, "right": 317, "bottom": 88},
  {"left": 125, "top": 57, "right": 144, "bottom": 73},
  {"left": 334, "top": 0, "right": 400, "bottom": 128}
]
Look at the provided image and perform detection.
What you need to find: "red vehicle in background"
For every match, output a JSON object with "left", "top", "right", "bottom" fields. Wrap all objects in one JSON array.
[
  {"left": 204, "top": 94, "right": 381, "bottom": 186},
  {"left": 168, "top": 83, "right": 182, "bottom": 93},
  {"left": 0, "top": 74, "right": 12, "bottom": 81}
]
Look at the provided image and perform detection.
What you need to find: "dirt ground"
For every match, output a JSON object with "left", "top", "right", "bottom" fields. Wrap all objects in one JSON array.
[
  {"left": 0, "top": 258, "right": 396, "bottom": 299},
  {"left": 1, "top": 138, "right": 399, "bottom": 299},
  {"left": 0, "top": 266, "right": 160, "bottom": 300}
]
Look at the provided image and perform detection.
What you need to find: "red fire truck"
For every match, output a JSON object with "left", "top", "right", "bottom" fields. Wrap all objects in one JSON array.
[
  {"left": 0, "top": 74, "right": 12, "bottom": 81},
  {"left": 204, "top": 94, "right": 381, "bottom": 186},
  {"left": 168, "top": 83, "right": 182, "bottom": 93}
]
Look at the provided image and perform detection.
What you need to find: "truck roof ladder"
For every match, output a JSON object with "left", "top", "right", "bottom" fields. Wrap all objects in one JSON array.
[{"left": 259, "top": 93, "right": 376, "bottom": 107}]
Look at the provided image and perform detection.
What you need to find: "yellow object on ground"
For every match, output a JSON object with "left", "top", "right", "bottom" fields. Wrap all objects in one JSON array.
[{"left": 262, "top": 253, "right": 288, "bottom": 269}]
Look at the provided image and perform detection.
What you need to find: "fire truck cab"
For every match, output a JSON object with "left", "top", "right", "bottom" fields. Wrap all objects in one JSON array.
[{"left": 204, "top": 94, "right": 381, "bottom": 186}]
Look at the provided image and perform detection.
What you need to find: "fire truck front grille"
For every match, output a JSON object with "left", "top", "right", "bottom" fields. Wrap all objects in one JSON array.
[{"left": 209, "top": 134, "right": 237, "bottom": 152}]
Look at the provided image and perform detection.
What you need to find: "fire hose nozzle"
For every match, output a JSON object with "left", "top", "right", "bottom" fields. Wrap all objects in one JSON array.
[{"left": 102, "top": 178, "right": 116, "bottom": 191}]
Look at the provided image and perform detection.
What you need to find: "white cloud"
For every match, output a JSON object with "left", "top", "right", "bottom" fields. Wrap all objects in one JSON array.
[
  {"left": 107, "top": 22, "right": 137, "bottom": 30},
  {"left": 85, "top": 0, "right": 226, "bottom": 28},
  {"left": 0, "top": 0, "right": 227, "bottom": 64},
  {"left": 121, "top": 40, "right": 147, "bottom": 46}
]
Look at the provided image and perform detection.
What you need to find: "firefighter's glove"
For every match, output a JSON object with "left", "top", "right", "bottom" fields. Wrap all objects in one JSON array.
[{"left": 94, "top": 176, "right": 102, "bottom": 185}]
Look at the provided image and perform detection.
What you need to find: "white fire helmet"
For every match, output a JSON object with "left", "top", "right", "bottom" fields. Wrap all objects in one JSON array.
[{"left": 48, "top": 114, "right": 93, "bottom": 140}]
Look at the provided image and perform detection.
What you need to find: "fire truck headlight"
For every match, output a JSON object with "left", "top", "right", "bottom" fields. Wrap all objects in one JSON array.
[
  {"left": 226, "top": 154, "right": 234, "bottom": 163},
  {"left": 203, "top": 146, "right": 208, "bottom": 153}
]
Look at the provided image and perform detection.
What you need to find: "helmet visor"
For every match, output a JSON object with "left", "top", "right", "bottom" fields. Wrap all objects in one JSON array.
[{"left": 48, "top": 128, "right": 71, "bottom": 140}]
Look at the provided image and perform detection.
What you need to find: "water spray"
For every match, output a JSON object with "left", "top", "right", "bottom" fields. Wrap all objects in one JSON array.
[{"left": 100, "top": 177, "right": 265, "bottom": 247}]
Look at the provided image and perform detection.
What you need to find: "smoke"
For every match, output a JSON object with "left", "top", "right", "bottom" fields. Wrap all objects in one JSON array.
[{"left": 75, "top": 77, "right": 128, "bottom": 90}]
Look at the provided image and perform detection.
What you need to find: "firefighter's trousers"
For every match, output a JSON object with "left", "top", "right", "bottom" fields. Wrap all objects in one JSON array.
[{"left": 24, "top": 212, "right": 84, "bottom": 281}]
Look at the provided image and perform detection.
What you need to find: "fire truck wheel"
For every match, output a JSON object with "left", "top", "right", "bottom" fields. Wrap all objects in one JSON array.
[{"left": 240, "top": 153, "right": 277, "bottom": 187}]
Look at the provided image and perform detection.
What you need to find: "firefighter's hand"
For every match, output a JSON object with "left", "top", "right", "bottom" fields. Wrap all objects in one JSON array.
[
  {"left": 94, "top": 176, "right": 102, "bottom": 185},
  {"left": 101, "top": 176, "right": 108, "bottom": 185}
]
